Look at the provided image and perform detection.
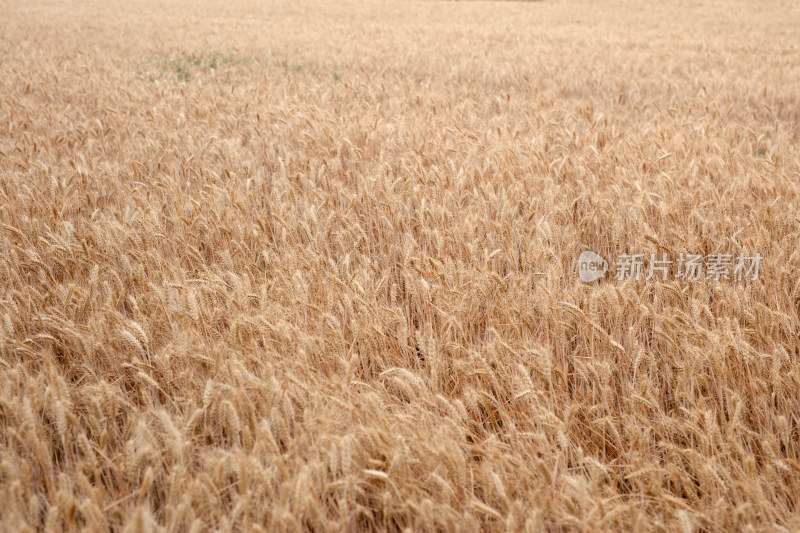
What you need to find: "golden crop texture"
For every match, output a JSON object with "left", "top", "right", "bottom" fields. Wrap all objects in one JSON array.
[{"left": 1, "top": 0, "right": 800, "bottom": 530}]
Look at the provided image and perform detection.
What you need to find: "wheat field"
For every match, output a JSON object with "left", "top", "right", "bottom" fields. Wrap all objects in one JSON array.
[{"left": 1, "top": 0, "right": 800, "bottom": 531}]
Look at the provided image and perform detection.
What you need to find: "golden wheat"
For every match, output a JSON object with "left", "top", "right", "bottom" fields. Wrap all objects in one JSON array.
[{"left": 1, "top": 0, "right": 800, "bottom": 530}]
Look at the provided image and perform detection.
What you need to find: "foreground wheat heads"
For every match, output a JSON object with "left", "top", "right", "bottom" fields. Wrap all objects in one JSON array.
[{"left": 1, "top": 0, "right": 800, "bottom": 531}]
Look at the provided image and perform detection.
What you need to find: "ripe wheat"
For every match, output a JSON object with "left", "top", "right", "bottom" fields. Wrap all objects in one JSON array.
[{"left": 1, "top": 0, "right": 799, "bottom": 531}]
